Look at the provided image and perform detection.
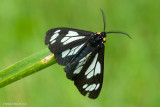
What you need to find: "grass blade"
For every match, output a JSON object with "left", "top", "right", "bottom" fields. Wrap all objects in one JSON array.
[{"left": 0, "top": 48, "right": 56, "bottom": 88}]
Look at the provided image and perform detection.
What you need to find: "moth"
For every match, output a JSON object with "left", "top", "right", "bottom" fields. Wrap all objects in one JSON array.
[{"left": 45, "top": 9, "right": 131, "bottom": 99}]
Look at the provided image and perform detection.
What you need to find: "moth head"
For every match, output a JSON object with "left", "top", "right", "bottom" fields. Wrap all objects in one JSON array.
[
  {"left": 96, "top": 32, "right": 106, "bottom": 42},
  {"left": 101, "top": 32, "right": 106, "bottom": 42}
]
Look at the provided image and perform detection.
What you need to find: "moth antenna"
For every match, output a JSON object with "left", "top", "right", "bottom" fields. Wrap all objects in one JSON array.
[
  {"left": 100, "top": 8, "right": 106, "bottom": 32},
  {"left": 107, "top": 31, "right": 132, "bottom": 39}
]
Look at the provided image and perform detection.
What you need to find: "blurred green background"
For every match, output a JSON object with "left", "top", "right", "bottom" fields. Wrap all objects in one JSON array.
[{"left": 0, "top": 0, "right": 160, "bottom": 107}]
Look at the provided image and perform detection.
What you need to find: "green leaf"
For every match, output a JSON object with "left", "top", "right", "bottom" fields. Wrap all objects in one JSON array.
[{"left": 0, "top": 48, "right": 56, "bottom": 88}]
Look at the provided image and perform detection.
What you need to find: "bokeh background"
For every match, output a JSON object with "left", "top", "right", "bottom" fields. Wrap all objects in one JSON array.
[{"left": 0, "top": 0, "right": 160, "bottom": 107}]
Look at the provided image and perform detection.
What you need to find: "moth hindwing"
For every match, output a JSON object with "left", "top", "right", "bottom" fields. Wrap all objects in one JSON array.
[{"left": 65, "top": 45, "right": 104, "bottom": 99}]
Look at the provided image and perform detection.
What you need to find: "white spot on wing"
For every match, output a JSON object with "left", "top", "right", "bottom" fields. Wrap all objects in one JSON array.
[
  {"left": 73, "top": 66, "right": 83, "bottom": 74},
  {"left": 62, "top": 49, "right": 70, "bottom": 58},
  {"left": 83, "top": 83, "right": 100, "bottom": 91},
  {"left": 89, "top": 84, "right": 96, "bottom": 91},
  {"left": 68, "top": 50, "right": 74, "bottom": 56},
  {"left": 61, "top": 37, "right": 69, "bottom": 42},
  {"left": 63, "top": 45, "right": 82, "bottom": 59},
  {"left": 71, "top": 46, "right": 78, "bottom": 50},
  {"left": 73, "top": 43, "right": 84, "bottom": 54},
  {"left": 83, "top": 84, "right": 88, "bottom": 89},
  {"left": 85, "top": 85, "right": 93, "bottom": 91},
  {"left": 51, "top": 40, "right": 56, "bottom": 44},
  {"left": 49, "top": 30, "right": 60, "bottom": 43},
  {"left": 66, "top": 31, "right": 79, "bottom": 36},
  {"left": 76, "top": 56, "right": 87, "bottom": 69},
  {"left": 63, "top": 36, "right": 85, "bottom": 45},
  {"left": 54, "top": 30, "right": 61, "bottom": 33},
  {"left": 76, "top": 52, "right": 91, "bottom": 69},
  {"left": 85, "top": 53, "right": 98, "bottom": 75},
  {"left": 76, "top": 61, "right": 83, "bottom": 69},
  {"left": 95, "top": 83, "right": 100, "bottom": 90},
  {"left": 94, "top": 61, "right": 101, "bottom": 75},
  {"left": 50, "top": 33, "right": 59, "bottom": 42},
  {"left": 87, "top": 70, "right": 94, "bottom": 79}
]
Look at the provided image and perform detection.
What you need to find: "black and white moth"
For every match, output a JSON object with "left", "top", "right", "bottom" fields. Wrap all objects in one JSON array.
[{"left": 45, "top": 9, "right": 131, "bottom": 99}]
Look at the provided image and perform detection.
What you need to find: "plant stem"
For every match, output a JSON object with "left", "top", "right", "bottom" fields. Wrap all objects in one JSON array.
[{"left": 0, "top": 48, "right": 56, "bottom": 88}]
